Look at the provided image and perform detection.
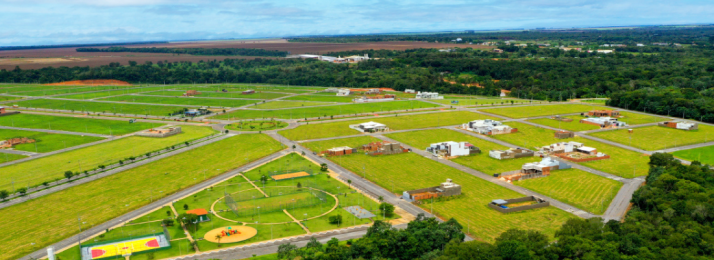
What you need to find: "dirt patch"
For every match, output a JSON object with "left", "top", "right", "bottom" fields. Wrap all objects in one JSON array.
[
  {"left": 271, "top": 171, "right": 311, "bottom": 180},
  {"left": 43, "top": 79, "right": 131, "bottom": 86}
]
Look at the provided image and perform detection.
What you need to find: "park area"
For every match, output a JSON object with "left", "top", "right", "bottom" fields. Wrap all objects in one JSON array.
[
  {"left": 513, "top": 168, "right": 622, "bottom": 215},
  {"left": 280, "top": 111, "right": 495, "bottom": 141},
  {"left": 480, "top": 104, "right": 609, "bottom": 118},
  {"left": 212, "top": 100, "right": 441, "bottom": 120},
  {"left": 301, "top": 137, "right": 574, "bottom": 242},
  {"left": 0, "top": 125, "right": 216, "bottom": 191},
  {"left": 0, "top": 113, "right": 163, "bottom": 135},
  {"left": 15, "top": 98, "right": 188, "bottom": 116},
  {"left": 0, "top": 133, "right": 283, "bottom": 260},
  {"left": 589, "top": 125, "right": 714, "bottom": 151},
  {"left": 491, "top": 122, "right": 651, "bottom": 177},
  {"left": 0, "top": 128, "right": 104, "bottom": 153}
]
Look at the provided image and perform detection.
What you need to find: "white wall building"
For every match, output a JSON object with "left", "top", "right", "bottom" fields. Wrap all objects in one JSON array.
[
  {"left": 404, "top": 89, "right": 416, "bottom": 93},
  {"left": 463, "top": 119, "right": 514, "bottom": 135},
  {"left": 426, "top": 141, "right": 479, "bottom": 158},
  {"left": 415, "top": 91, "right": 443, "bottom": 99},
  {"left": 581, "top": 117, "right": 627, "bottom": 127},
  {"left": 336, "top": 88, "right": 351, "bottom": 96},
  {"left": 349, "top": 121, "right": 389, "bottom": 133}
]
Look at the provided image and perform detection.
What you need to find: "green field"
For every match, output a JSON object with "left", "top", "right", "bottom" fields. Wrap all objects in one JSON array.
[
  {"left": 0, "top": 125, "right": 216, "bottom": 190},
  {"left": 226, "top": 120, "right": 289, "bottom": 131},
  {"left": 213, "top": 100, "right": 440, "bottom": 120},
  {"left": 143, "top": 90, "right": 290, "bottom": 100},
  {"left": 432, "top": 98, "right": 531, "bottom": 106},
  {"left": 491, "top": 122, "right": 650, "bottom": 177},
  {"left": 55, "top": 86, "right": 169, "bottom": 99},
  {"left": 513, "top": 169, "right": 622, "bottom": 214},
  {"left": 386, "top": 129, "right": 536, "bottom": 174},
  {"left": 617, "top": 111, "right": 668, "bottom": 125},
  {"left": 590, "top": 125, "right": 714, "bottom": 151},
  {"left": 252, "top": 100, "right": 336, "bottom": 109},
  {"left": 0, "top": 95, "right": 21, "bottom": 101},
  {"left": 283, "top": 94, "right": 355, "bottom": 103},
  {"left": 12, "top": 86, "right": 134, "bottom": 96},
  {"left": 0, "top": 114, "right": 163, "bottom": 135},
  {"left": 15, "top": 99, "right": 188, "bottom": 116},
  {"left": 0, "top": 84, "right": 79, "bottom": 94},
  {"left": 673, "top": 146, "right": 714, "bottom": 165},
  {"left": 281, "top": 111, "right": 494, "bottom": 141},
  {"left": 303, "top": 140, "right": 573, "bottom": 242},
  {"left": 98, "top": 95, "right": 256, "bottom": 107},
  {"left": 0, "top": 133, "right": 282, "bottom": 260},
  {"left": 529, "top": 116, "right": 600, "bottom": 132},
  {"left": 0, "top": 153, "right": 26, "bottom": 163},
  {"left": 480, "top": 104, "right": 609, "bottom": 118},
  {"left": 0, "top": 129, "right": 104, "bottom": 153}
]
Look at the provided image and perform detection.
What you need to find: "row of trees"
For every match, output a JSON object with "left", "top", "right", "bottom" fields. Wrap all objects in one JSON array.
[
  {"left": 76, "top": 47, "right": 289, "bottom": 57},
  {"left": 278, "top": 154, "right": 714, "bottom": 259}
]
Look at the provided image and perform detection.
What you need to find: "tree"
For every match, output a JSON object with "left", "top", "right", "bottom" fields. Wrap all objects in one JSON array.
[
  {"left": 379, "top": 202, "right": 395, "bottom": 217},
  {"left": 0, "top": 190, "right": 9, "bottom": 200},
  {"left": 277, "top": 243, "right": 298, "bottom": 259},
  {"left": 64, "top": 171, "right": 73, "bottom": 180},
  {"left": 320, "top": 163, "right": 328, "bottom": 171},
  {"left": 17, "top": 187, "right": 27, "bottom": 196},
  {"left": 378, "top": 196, "right": 383, "bottom": 202},
  {"left": 292, "top": 144, "right": 296, "bottom": 150},
  {"left": 166, "top": 210, "right": 172, "bottom": 216},
  {"left": 214, "top": 234, "right": 222, "bottom": 245},
  {"left": 347, "top": 179, "right": 352, "bottom": 189},
  {"left": 329, "top": 214, "right": 343, "bottom": 226},
  {"left": 183, "top": 204, "right": 189, "bottom": 210},
  {"left": 161, "top": 218, "right": 175, "bottom": 227},
  {"left": 296, "top": 182, "right": 302, "bottom": 189},
  {"left": 177, "top": 213, "right": 199, "bottom": 232}
]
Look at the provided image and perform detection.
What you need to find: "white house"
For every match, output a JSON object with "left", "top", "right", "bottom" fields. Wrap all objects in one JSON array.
[
  {"left": 336, "top": 88, "right": 351, "bottom": 96},
  {"left": 426, "top": 141, "right": 480, "bottom": 158},
  {"left": 415, "top": 91, "right": 443, "bottom": 99},
  {"left": 404, "top": 89, "right": 416, "bottom": 93},
  {"left": 463, "top": 119, "right": 515, "bottom": 135},
  {"left": 349, "top": 121, "right": 389, "bottom": 133},
  {"left": 580, "top": 117, "right": 627, "bottom": 128}
]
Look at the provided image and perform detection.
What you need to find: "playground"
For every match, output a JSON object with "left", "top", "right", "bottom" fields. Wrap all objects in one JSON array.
[
  {"left": 81, "top": 234, "right": 170, "bottom": 260},
  {"left": 203, "top": 226, "right": 258, "bottom": 243}
]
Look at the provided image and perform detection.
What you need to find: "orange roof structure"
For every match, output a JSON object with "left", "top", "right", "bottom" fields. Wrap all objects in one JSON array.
[{"left": 186, "top": 208, "right": 208, "bottom": 216}]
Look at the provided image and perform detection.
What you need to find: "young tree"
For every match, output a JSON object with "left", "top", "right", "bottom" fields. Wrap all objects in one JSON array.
[
  {"left": 347, "top": 179, "right": 352, "bottom": 189},
  {"left": 16, "top": 187, "right": 27, "bottom": 196},
  {"left": 277, "top": 243, "right": 298, "bottom": 259},
  {"left": 379, "top": 202, "right": 395, "bottom": 217},
  {"left": 0, "top": 190, "right": 9, "bottom": 200},
  {"left": 64, "top": 171, "right": 73, "bottom": 180},
  {"left": 183, "top": 204, "right": 189, "bottom": 210},
  {"left": 320, "top": 163, "right": 328, "bottom": 172}
]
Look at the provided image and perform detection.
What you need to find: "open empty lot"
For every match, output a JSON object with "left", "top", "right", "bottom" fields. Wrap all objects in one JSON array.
[
  {"left": 0, "top": 113, "right": 162, "bottom": 135},
  {"left": 213, "top": 100, "right": 440, "bottom": 120},
  {"left": 0, "top": 129, "right": 104, "bottom": 153},
  {"left": 590, "top": 124, "right": 714, "bottom": 151},
  {"left": 98, "top": 95, "right": 256, "bottom": 107},
  {"left": 480, "top": 104, "right": 608, "bottom": 118},
  {"left": 15, "top": 99, "right": 187, "bottom": 116}
]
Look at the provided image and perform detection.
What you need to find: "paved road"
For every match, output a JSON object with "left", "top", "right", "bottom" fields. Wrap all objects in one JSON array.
[
  {"left": 0, "top": 149, "right": 37, "bottom": 156},
  {"left": 603, "top": 177, "right": 645, "bottom": 221},
  {"left": 0, "top": 125, "right": 113, "bottom": 138}
]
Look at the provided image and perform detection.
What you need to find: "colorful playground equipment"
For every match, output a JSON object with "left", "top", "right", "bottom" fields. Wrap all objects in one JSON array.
[{"left": 219, "top": 226, "right": 241, "bottom": 237}]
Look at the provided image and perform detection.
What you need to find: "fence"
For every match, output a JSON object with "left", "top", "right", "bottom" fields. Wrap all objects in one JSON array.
[{"left": 226, "top": 191, "right": 327, "bottom": 218}]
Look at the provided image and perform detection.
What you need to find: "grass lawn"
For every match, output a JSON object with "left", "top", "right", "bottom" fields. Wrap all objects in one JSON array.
[
  {"left": 283, "top": 94, "right": 355, "bottom": 103},
  {"left": 387, "top": 129, "right": 537, "bottom": 174},
  {"left": 13, "top": 86, "right": 133, "bottom": 96},
  {"left": 673, "top": 146, "right": 714, "bottom": 165},
  {"left": 0, "top": 113, "right": 163, "bottom": 135},
  {"left": 589, "top": 125, "right": 714, "bottom": 151},
  {"left": 617, "top": 111, "right": 668, "bottom": 125},
  {"left": 0, "top": 129, "right": 104, "bottom": 153},
  {"left": 213, "top": 100, "right": 440, "bottom": 120},
  {"left": 301, "top": 136, "right": 380, "bottom": 153},
  {"left": 0, "top": 95, "right": 21, "bottom": 101},
  {"left": 0, "top": 125, "right": 216, "bottom": 191},
  {"left": 492, "top": 122, "right": 650, "bottom": 177},
  {"left": 0, "top": 153, "right": 26, "bottom": 163},
  {"left": 513, "top": 168, "right": 622, "bottom": 214},
  {"left": 281, "top": 111, "right": 495, "bottom": 141},
  {"left": 98, "top": 95, "right": 256, "bottom": 107},
  {"left": 129, "top": 206, "right": 174, "bottom": 224},
  {"left": 480, "top": 104, "right": 609, "bottom": 119},
  {"left": 54, "top": 86, "right": 169, "bottom": 99},
  {"left": 253, "top": 100, "right": 336, "bottom": 109},
  {"left": 15, "top": 99, "right": 188, "bottom": 117},
  {"left": 432, "top": 98, "right": 531, "bottom": 106},
  {"left": 143, "top": 90, "right": 289, "bottom": 100},
  {"left": 318, "top": 147, "right": 573, "bottom": 242},
  {"left": 529, "top": 116, "right": 600, "bottom": 132},
  {"left": 226, "top": 120, "right": 289, "bottom": 131},
  {"left": 0, "top": 133, "right": 283, "bottom": 260}
]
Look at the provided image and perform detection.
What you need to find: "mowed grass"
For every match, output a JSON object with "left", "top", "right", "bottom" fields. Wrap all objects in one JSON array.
[
  {"left": 590, "top": 125, "right": 714, "bottom": 151},
  {"left": 432, "top": 98, "right": 531, "bottom": 106},
  {"left": 492, "top": 122, "right": 650, "bottom": 177},
  {"left": 307, "top": 140, "right": 573, "bottom": 242},
  {"left": 0, "top": 153, "right": 26, "bottom": 163},
  {"left": 54, "top": 86, "right": 169, "bottom": 99},
  {"left": 673, "top": 146, "right": 714, "bottom": 165},
  {"left": 98, "top": 95, "right": 256, "bottom": 107},
  {"left": 617, "top": 111, "right": 668, "bottom": 125},
  {"left": 0, "top": 95, "right": 21, "bottom": 101},
  {"left": 0, "top": 125, "right": 216, "bottom": 190},
  {"left": 15, "top": 99, "right": 187, "bottom": 116},
  {"left": 214, "top": 100, "right": 440, "bottom": 120},
  {"left": 480, "top": 104, "right": 609, "bottom": 119},
  {"left": 386, "top": 129, "right": 536, "bottom": 174},
  {"left": 281, "top": 111, "right": 495, "bottom": 141},
  {"left": 0, "top": 134, "right": 283, "bottom": 260},
  {"left": 252, "top": 100, "right": 336, "bottom": 109},
  {"left": 12, "top": 86, "right": 134, "bottom": 96},
  {"left": 143, "top": 90, "right": 289, "bottom": 100},
  {"left": 284, "top": 94, "right": 355, "bottom": 103},
  {"left": 529, "top": 116, "right": 600, "bottom": 132},
  {"left": 0, "top": 129, "right": 104, "bottom": 153},
  {"left": 0, "top": 114, "right": 163, "bottom": 135},
  {"left": 513, "top": 169, "right": 622, "bottom": 214}
]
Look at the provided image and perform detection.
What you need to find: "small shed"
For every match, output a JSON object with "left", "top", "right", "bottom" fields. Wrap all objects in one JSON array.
[{"left": 186, "top": 208, "right": 211, "bottom": 223}]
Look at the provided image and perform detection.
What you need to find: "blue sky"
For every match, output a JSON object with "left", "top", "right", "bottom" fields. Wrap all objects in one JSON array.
[{"left": 1, "top": 0, "right": 714, "bottom": 46}]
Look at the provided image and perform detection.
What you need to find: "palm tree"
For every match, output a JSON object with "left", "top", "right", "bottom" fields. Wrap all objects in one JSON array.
[{"left": 215, "top": 234, "right": 222, "bottom": 246}]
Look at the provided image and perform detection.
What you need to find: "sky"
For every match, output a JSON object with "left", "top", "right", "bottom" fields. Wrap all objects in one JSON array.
[{"left": 1, "top": 0, "right": 714, "bottom": 46}]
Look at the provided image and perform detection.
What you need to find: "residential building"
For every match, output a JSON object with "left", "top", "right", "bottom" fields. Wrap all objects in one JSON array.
[
  {"left": 521, "top": 157, "right": 571, "bottom": 175},
  {"left": 352, "top": 95, "right": 395, "bottom": 103},
  {"left": 554, "top": 130, "right": 574, "bottom": 139},
  {"left": 596, "top": 50, "right": 614, "bottom": 54},
  {"left": 323, "top": 146, "right": 357, "bottom": 156},
  {"left": 493, "top": 49, "right": 504, "bottom": 53},
  {"left": 0, "top": 107, "right": 19, "bottom": 116},
  {"left": 0, "top": 107, "right": 5, "bottom": 114},
  {"left": 362, "top": 141, "right": 408, "bottom": 156},
  {"left": 462, "top": 119, "right": 516, "bottom": 135},
  {"left": 349, "top": 121, "right": 389, "bottom": 133},
  {"left": 336, "top": 88, "right": 351, "bottom": 96},
  {"left": 540, "top": 141, "right": 609, "bottom": 162},
  {"left": 136, "top": 126, "right": 182, "bottom": 138},
  {"left": 242, "top": 90, "right": 255, "bottom": 95},
  {"left": 404, "top": 89, "right": 416, "bottom": 93},
  {"left": 365, "top": 89, "right": 381, "bottom": 95},
  {"left": 323, "top": 87, "right": 339, "bottom": 93},
  {"left": 500, "top": 89, "right": 511, "bottom": 97},
  {"left": 286, "top": 54, "right": 370, "bottom": 63},
  {"left": 186, "top": 209, "right": 211, "bottom": 223},
  {"left": 415, "top": 92, "right": 444, "bottom": 99},
  {"left": 587, "top": 110, "right": 620, "bottom": 117},
  {"left": 185, "top": 107, "right": 210, "bottom": 117},
  {"left": 658, "top": 121, "right": 699, "bottom": 131},
  {"left": 580, "top": 117, "right": 627, "bottom": 128},
  {"left": 489, "top": 148, "right": 534, "bottom": 160},
  {"left": 637, "top": 43, "right": 645, "bottom": 47},
  {"left": 402, "top": 179, "right": 462, "bottom": 202},
  {"left": 426, "top": 141, "right": 480, "bottom": 158},
  {"left": 489, "top": 196, "right": 550, "bottom": 213}
]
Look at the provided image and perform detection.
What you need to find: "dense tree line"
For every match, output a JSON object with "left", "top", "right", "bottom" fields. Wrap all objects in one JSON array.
[
  {"left": 75, "top": 47, "right": 289, "bottom": 57},
  {"left": 277, "top": 154, "right": 714, "bottom": 259}
]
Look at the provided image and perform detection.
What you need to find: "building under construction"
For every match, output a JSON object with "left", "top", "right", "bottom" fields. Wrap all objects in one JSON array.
[
  {"left": 362, "top": 141, "right": 408, "bottom": 156},
  {"left": 658, "top": 121, "right": 699, "bottom": 131},
  {"left": 402, "top": 179, "right": 461, "bottom": 202}
]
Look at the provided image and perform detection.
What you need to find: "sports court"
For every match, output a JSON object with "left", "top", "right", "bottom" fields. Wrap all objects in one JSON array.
[
  {"left": 344, "top": 206, "right": 376, "bottom": 219},
  {"left": 80, "top": 234, "right": 170, "bottom": 260}
]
